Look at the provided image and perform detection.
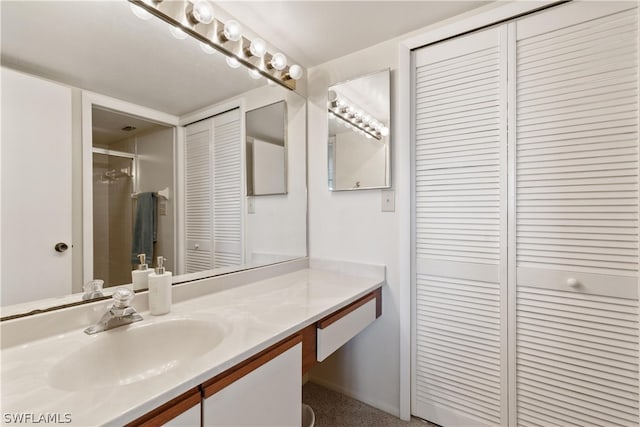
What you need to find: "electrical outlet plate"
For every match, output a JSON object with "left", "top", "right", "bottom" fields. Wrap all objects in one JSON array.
[{"left": 381, "top": 190, "right": 395, "bottom": 212}]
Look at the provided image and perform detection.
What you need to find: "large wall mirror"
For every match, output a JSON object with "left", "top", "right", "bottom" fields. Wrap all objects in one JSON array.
[
  {"left": 328, "top": 69, "right": 390, "bottom": 191},
  {"left": 0, "top": 1, "right": 307, "bottom": 317}
]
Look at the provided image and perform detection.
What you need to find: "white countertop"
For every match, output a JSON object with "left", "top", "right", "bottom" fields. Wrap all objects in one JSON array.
[{"left": 0, "top": 266, "right": 384, "bottom": 426}]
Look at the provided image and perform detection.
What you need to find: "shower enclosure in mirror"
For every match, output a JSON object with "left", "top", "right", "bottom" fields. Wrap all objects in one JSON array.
[
  {"left": 328, "top": 69, "right": 391, "bottom": 191},
  {"left": 0, "top": 0, "right": 307, "bottom": 317},
  {"left": 91, "top": 107, "right": 174, "bottom": 288}
]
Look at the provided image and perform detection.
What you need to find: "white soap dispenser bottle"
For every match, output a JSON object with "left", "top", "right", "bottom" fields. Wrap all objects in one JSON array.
[
  {"left": 148, "top": 256, "right": 172, "bottom": 315},
  {"left": 132, "top": 253, "right": 152, "bottom": 291}
]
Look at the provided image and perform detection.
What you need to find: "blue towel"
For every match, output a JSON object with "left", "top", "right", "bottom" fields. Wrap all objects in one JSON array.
[{"left": 131, "top": 192, "right": 156, "bottom": 264}]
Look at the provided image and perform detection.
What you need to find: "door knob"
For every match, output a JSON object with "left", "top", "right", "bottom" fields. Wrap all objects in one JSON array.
[
  {"left": 567, "top": 277, "right": 580, "bottom": 287},
  {"left": 54, "top": 242, "right": 69, "bottom": 253}
]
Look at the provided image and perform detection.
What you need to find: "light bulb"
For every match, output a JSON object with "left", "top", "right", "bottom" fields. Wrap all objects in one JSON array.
[
  {"left": 226, "top": 56, "right": 241, "bottom": 68},
  {"left": 223, "top": 20, "right": 242, "bottom": 42},
  {"left": 130, "top": 3, "right": 152, "bottom": 20},
  {"left": 248, "top": 68, "right": 262, "bottom": 80},
  {"left": 170, "top": 26, "right": 188, "bottom": 40},
  {"left": 270, "top": 53, "right": 287, "bottom": 71},
  {"left": 191, "top": 0, "right": 214, "bottom": 24},
  {"left": 288, "top": 64, "right": 303, "bottom": 80},
  {"left": 381, "top": 126, "right": 390, "bottom": 137},
  {"left": 249, "top": 38, "right": 267, "bottom": 58},
  {"left": 200, "top": 42, "right": 215, "bottom": 54}
]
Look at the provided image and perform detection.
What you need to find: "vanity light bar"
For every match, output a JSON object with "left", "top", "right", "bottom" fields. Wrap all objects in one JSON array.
[
  {"left": 129, "top": 0, "right": 303, "bottom": 91},
  {"left": 327, "top": 94, "right": 386, "bottom": 141}
]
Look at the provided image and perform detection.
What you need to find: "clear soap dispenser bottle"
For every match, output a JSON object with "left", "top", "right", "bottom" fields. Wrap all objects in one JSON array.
[
  {"left": 148, "top": 256, "right": 172, "bottom": 315},
  {"left": 132, "top": 253, "right": 152, "bottom": 291}
]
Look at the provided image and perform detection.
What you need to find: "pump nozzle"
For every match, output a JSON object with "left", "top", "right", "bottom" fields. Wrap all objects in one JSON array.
[
  {"left": 137, "top": 253, "right": 148, "bottom": 270},
  {"left": 155, "top": 256, "right": 167, "bottom": 275}
]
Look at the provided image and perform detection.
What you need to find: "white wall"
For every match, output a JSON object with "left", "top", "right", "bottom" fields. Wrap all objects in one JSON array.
[
  {"left": 307, "top": 37, "right": 404, "bottom": 417},
  {"left": 248, "top": 89, "right": 307, "bottom": 261},
  {"left": 307, "top": 2, "right": 507, "bottom": 418},
  {"left": 334, "top": 131, "right": 386, "bottom": 189},
  {"left": 251, "top": 138, "right": 286, "bottom": 195}
]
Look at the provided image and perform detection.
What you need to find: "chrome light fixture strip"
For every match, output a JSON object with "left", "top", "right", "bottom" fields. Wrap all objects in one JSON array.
[
  {"left": 329, "top": 110, "right": 382, "bottom": 140},
  {"left": 129, "top": 0, "right": 299, "bottom": 91}
]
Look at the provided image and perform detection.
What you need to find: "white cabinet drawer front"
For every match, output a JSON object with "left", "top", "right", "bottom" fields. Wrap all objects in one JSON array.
[
  {"left": 203, "top": 343, "right": 301, "bottom": 427},
  {"left": 317, "top": 299, "right": 376, "bottom": 362}
]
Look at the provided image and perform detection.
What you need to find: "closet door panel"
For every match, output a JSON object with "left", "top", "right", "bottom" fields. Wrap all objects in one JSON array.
[
  {"left": 514, "top": 3, "right": 639, "bottom": 426},
  {"left": 184, "top": 109, "right": 243, "bottom": 272},
  {"left": 185, "top": 119, "right": 214, "bottom": 273},
  {"left": 212, "top": 110, "right": 243, "bottom": 268},
  {"left": 413, "top": 25, "right": 507, "bottom": 427}
]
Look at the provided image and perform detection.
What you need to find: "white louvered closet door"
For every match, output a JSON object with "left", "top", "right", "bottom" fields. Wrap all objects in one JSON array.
[
  {"left": 212, "top": 109, "right": 243, "bottom": 268},
  {"left": 184, "top": 109, "right": 243, "bottom": 272},
  {"left": 185, "top": 119, "right": 214, "bottom": 273},
  {"left": 412, "top": 26, "right": 509, "bottom": 427},
  {"left": 513, "top": 3, "right": 639, "bottom": 426}
]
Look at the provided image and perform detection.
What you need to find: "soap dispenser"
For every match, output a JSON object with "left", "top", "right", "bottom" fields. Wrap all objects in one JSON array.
[
  {"left": 132, "top": 253, "right": 152, "bottom": 291},
  {"left": 148, "top": 256, "right": 172, "bottom": 315}
]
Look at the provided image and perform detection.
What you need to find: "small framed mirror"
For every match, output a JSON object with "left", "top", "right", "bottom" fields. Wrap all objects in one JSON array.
[
  {"left": 328, "top": 69, "right": 390, "bottom": 191},
  {"left": 246, "top": 100, "right": 287, "bottom": 196}
]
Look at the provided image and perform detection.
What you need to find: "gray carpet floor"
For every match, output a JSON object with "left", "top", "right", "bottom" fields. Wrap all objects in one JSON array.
[{"left": 302, "top": 382, "right": 438, "bottom": 427}]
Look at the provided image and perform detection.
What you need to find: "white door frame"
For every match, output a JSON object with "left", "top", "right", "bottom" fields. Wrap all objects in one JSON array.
[
  {"left": 397, "top": 1, "right": 558, "bottom": 421},
  {"left": 81, "top": 91, "right": 179, "bottom": 284}
]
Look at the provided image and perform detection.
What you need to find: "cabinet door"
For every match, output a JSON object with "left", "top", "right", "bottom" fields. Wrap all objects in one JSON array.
[
  {"left": 513, "top": 3, "right": 639, "bottom": 426},
  {"left": 203, "top": 340, "right": 301, "bottom": 427},
  {"left": 412, "top": 25, "right": 509, "bottom": 427}
]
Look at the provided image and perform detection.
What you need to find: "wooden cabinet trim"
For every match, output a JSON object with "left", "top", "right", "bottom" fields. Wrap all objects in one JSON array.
[
  {"left": 202, "top": 334, "right": 302, "bottom": 399},
  {"left": 301, "top": 324, "right": 317, "bottom": 375},
  {"left": 124, "top": 386, "right": 201, "bottom": 427},
  {"left": 317, "top": 288, "right": 382, "bottom": 329},
  {"left": 126, "top": 286, "right": 382, "bottom": 424}
]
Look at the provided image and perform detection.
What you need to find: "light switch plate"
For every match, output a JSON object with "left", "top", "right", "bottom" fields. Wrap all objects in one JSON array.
[
  {"left": 248, "top": 196, "right": 255, "bottom": 214},
  {"left": 381, "top": 190, "right": 395, "bottom": 212}
]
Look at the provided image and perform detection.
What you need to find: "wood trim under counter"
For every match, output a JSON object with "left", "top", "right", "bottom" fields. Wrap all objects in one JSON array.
[
  {"left": 124, "top": 386, "right": 201, "bottom": 427},
  {"left": 203, "top": 334, "right": 303, "bottom": 399},
  {"left": 126, "top": 286, "right": 382, "bottom": 426},
  {"left": 318, "top": 287, "right": 382, "bottom": 329}
]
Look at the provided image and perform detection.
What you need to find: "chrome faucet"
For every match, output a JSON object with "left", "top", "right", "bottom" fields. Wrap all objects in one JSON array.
[
  {"left": 82, "top": 279, "right": 104, "bottom": 300},
  {"left": 84, "top": 288, "right": 143, "bottom": 335}
]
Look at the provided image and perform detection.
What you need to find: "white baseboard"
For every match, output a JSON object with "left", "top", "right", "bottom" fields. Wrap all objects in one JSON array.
[{"left": 307, "top": 375, "right": 400, "bottom": 418}]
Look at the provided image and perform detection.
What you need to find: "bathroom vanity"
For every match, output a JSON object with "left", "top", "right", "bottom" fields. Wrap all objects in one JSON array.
[{"left": 0, "top": 259, "right": 383, "bottom": 426}]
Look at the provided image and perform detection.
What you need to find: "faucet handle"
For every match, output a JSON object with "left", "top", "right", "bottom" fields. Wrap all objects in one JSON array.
[{"left": 112, "top": 287, "right": 135, "bottom": 309}]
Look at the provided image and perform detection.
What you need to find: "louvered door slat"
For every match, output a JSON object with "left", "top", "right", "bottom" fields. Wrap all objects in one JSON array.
[
  {"left": 212, "top": 111, "right": 242, "bottom": 268},
  {"left": 185, "top": 121, "right": 213, "bottom": 272},
  {"left": 515, "top": 4, "right": 639, "bottom": 426},
  {"left": 413, "top": 25, "right": 507, "bottom": 427},
  {"left": 185, "top": 109, "right": 243, "bottom": 272}
]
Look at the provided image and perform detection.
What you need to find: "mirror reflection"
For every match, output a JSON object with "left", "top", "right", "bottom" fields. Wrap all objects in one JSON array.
[
  {"left": 0, "top": 1, "right": 307, "bottom": 316},
  {"left": 328, "top": 69, "right": 391, "bottom": 191},
  {"left": 92, "top": 108, "right": 175, "bottom": 288},
  {"left": 246, "top": 101, "right": 287, "bottom": 196}
]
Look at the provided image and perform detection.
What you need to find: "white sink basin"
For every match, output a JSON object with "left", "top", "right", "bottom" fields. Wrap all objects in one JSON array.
[{"left": 48, "top": 318, "right": 227, "bottom": 391}]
